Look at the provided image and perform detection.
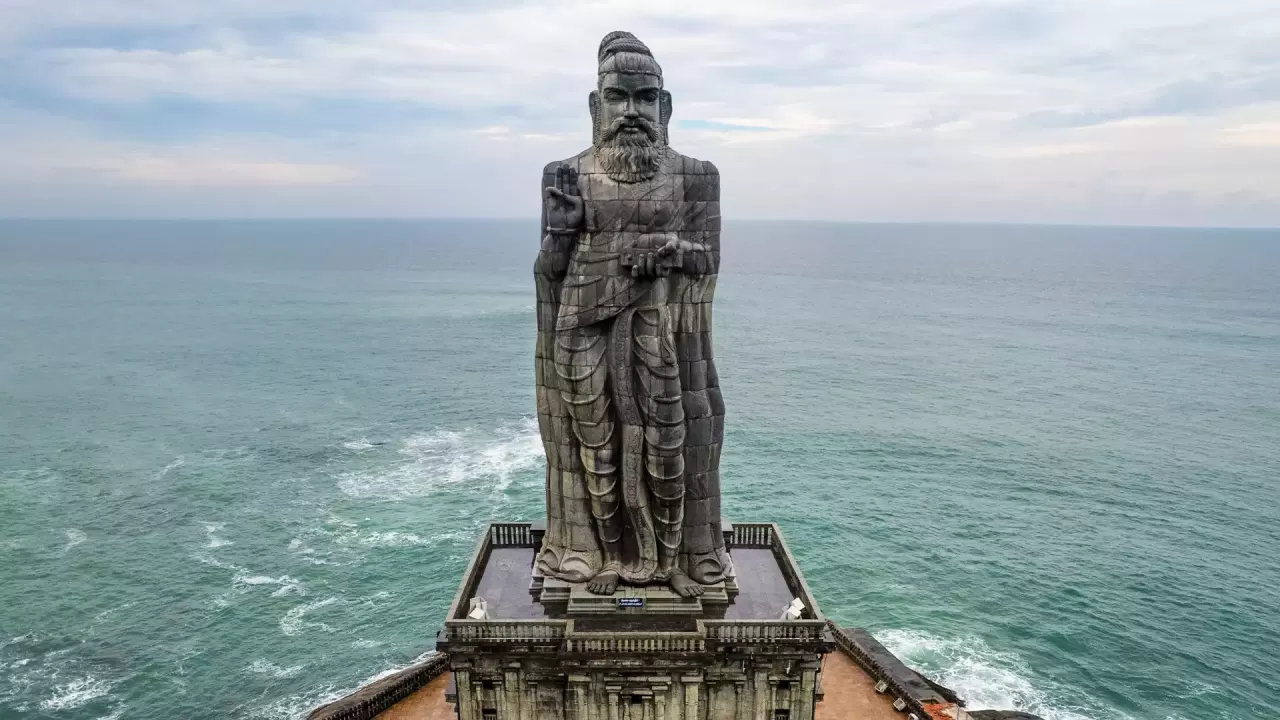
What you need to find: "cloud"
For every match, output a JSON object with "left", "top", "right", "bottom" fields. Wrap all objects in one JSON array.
[{"left": 0, "top": 0, "right": 1278, "bottom": 224}]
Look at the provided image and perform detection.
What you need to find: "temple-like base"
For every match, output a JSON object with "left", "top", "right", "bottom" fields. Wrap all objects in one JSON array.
[
  {"left": 438, "top": 522, "right": 830, "bottom": 720},
  {"left": 305, "top": 522, "right": 1042, "bottom": 720}
]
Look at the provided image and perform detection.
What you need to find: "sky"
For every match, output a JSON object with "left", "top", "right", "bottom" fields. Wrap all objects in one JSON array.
[{"left": 1, "top": 0, "right": 1278, "bottom": 225}]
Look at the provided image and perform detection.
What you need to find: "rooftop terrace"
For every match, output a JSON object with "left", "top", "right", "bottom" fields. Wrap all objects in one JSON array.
[{"left": 437, "top": 522, "right": 830, "bottom": 651}]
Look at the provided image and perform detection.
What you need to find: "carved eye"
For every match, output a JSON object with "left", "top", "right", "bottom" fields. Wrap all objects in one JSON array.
[
  {"left": 604, "top": 89, "right": 626, "bottom": 102},
  {"left": 640, "top": 90, "right": 658, "bottom": 102}
]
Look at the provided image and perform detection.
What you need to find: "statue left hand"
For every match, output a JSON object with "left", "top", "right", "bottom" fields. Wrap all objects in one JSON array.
[{"left": 630, "top": 235, "right": 706, "bottom": 278}]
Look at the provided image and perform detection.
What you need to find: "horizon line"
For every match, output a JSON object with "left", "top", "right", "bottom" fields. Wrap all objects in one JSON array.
[{"left": 1, "top": 217, "right": 1278, "bottom": 231}]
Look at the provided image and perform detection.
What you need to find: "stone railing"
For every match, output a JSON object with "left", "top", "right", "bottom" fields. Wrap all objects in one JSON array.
[
  {"left": 306, "top": 652, "right": 451, "bottom": 720},
  {"left": 729, "top": 522, "right": 774, "bottom": 548},
  {"left": 443, "top": 619, "right": 565, "bottom": 643},
  {"left": 705, "top": 620, "right": 828, "bottom": 644},
  {"left": 489, "top": 522, "right": 534, "bottom": 547},
  {"left": 564, "top": 632, "right": 706, "bottom": 654},
  {"left": 445, "top": 619, "right": 828, "bottom": 652},
  {"left": 827, "top": 622, "right": 953, "bottom": 720}
]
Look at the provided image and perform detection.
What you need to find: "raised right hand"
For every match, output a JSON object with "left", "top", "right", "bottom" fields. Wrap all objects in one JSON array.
[{"left": 544, "top": 163, "right": 584, "bottom": 234}]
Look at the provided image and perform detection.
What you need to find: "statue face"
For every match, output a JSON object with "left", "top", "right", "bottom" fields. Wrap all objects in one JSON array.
[{"left": 597, "top": 72, "right": 663, "bottom": 140}]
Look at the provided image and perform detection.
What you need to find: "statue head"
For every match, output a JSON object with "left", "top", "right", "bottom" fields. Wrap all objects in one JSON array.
[{"left": 590, "top": 31, "right": 673, "bottom": 183}]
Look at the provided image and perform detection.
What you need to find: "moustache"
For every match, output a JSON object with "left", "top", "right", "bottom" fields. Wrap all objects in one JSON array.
[{"left": 602, "top": 117, "right": 658, "bottom": 144}]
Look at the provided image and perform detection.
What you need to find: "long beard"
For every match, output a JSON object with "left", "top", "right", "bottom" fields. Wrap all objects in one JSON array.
[{"left": 593, "top": 118, "right": 667, "bottom": 183}]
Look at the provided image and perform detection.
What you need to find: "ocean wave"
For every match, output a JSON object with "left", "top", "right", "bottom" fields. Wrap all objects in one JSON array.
[
  {"left": 244, "top": 688, "right": 343, "bottom": 720},
  {"left": 280, "top": 598, "right": 339, "bottom": 637},
  {"left": 876, "top": 629, "right": 1126, "bottom": 720},
  {"left": 254, "top": 651, "right": 440, "bottom": 720},
  {"left": 248, "top": 660, "right": 305, "bottom": 679},
  {"left": 156, "top": 456, "right": 185, "bottom": 479},
  {"left": 62, "top": 529, "right": 87, "bottom": 553},
  {"left": 356, "top": 650, "right": 439, "bottom": 687},
  {"left": 336, "top": 418, "right": 543, "bottom": 500},
  {"left": 342, "top": 438, "right": 378, "bottom": 451},
  {"left": 203, "top": 522, "right": 233, "bottom": 548},
  {"left": 234, "top": 572, "right": 305, "bottom": 598},
  {"left": 40, "top": 675, "right": 117, "bottom": 711}
]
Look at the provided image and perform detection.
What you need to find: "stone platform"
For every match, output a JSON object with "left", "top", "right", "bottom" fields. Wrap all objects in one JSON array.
[{"left": 305, "top": 523, "right": 1043, "bottom": 720}]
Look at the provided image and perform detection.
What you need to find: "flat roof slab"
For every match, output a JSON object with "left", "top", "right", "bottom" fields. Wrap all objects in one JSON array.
[{"left": 469, "top": 546, "right": 799, "bottom": 621}]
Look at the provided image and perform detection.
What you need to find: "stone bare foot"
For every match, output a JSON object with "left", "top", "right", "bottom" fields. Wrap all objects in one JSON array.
[
  {"left": 586, "top": 570, "right": 620, "bottom": 595},
  {"left": 669, "top": 573, "right": 704, "bottom": 598}
]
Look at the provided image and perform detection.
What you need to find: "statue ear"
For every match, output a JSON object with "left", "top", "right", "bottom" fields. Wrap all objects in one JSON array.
[
  {"left": 589, "top": 90, "right": 601, "bottom": 145},
  {"left": 660, "top": 90, "right": 673, "bottom": 144}
]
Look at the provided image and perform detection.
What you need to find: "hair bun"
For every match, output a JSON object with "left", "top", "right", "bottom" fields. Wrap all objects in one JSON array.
[{"left": 598, "top": 31, "right": 652, "bottom": 63}]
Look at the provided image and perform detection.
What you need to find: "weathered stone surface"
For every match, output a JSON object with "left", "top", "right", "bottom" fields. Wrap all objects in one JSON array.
[
  {"left": 440, "top": 523, "right": 831, "bottom": 720},
  {"left": 535, "top": 30, "right": 729, "bottom": 599}
]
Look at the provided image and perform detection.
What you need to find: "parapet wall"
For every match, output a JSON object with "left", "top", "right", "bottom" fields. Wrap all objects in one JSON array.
[
  {"left": 826, "top": 622, "right": 963, "bottom": 720},
  {"left": 306, "top": 653, "right": 451, "bottom": 720}
]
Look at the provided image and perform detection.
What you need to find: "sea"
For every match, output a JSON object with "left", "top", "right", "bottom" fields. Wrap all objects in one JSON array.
[{"left": 0, "top": 219, "right": 1277, "bottom": 720}]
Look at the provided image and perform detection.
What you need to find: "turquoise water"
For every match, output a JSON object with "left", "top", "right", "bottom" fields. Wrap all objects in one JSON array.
[{"left": 1, "top": 219, "right": 1277, "bottom": 720}]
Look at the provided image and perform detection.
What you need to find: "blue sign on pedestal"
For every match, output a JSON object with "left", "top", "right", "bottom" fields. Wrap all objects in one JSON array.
[{"left": 617, "top": 597, "right": 645, "bottom": 608}]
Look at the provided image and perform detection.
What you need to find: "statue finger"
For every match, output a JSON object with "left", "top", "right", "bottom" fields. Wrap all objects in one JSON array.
[
  {"left": 545, "top": 186, "right": 565, "bottom": 199},
  {"left": 631, "top": 263, "right": 640, "bottom": 278},
  {"left": 565, "top": 166, "right": 580, "bottom": 196}
]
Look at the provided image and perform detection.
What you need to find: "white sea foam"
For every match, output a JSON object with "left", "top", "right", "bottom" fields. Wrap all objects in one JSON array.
[
  {"left": 62, "top": 529, "right": 87, "bottom": 553},
  {"left": 245, "top": 688, "right": 343, "bottom": 720},
  {"left": 876, "top": 629, "right": 1123, "bottom": 720},
  {"left": 351, "top": 639, "right": 383, "bottom": 649},
  {"left": 40, "top": 675, "right": 116, "bottom": 710},
  {"left": 234, "top": 572, "right": 305, "bottom": 597},
  {"left": 249, "top": 660, "right": 305, "bottom": 678},
  {"left": 156, "top": 456, "right": 185, "bottom": 479},
  {"left": 342, "top": 438, "right": 376, "bottom": 451},
  {"left": 203, "top": 521, "right": 233, "bottom": 548},
  {"left": 1, "top": 634, "right": 34, "bottom": 649},
  {"left": 337, "top": 418, "right": 543, "bottom": 500},
  {"left": 358, "top": 650, "right": 439, "bottom": 686},
  {"left": 280, "top": 598, "right": 339, "bottom": 637},
  {"left": 250, "top": 651, "right": 442, "bottom": 719}
]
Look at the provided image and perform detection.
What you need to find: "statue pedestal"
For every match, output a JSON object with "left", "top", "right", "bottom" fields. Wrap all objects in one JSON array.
[
  {"left": 534, "top": 571, "right": 734, "bottom": 614},
  {"left": 436, "top": 522, "right": 831, "bottom": 720}
]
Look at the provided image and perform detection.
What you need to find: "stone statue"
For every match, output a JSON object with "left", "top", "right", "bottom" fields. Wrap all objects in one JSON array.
[{"left": 534, "top": 31, "right": 729, "bottom": 598}]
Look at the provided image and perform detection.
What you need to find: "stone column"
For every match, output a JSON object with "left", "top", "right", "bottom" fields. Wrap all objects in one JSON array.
[
  {"left": 522, "top": 680, "right": 538, "bottom": 720},
  {"left": 570, "top": 675, "right": 590, "bottom": 720},
  {"left": 607, "top": 687, "right": 621, "bottom": 720},
  {"left": 682, "top": 676, "right": 700, "bottom": 720},
  {"left": 504, "top": 668, "right": 521, "bottom": 720},
  {"left": 456, "top": 669, "right": 476, "bottom": 720},
  {"left": 794, "top": 666, "right": 817, "bottom": 720},
  {"left": 752, "top": 670, "right": 769, "bottom": 720}
]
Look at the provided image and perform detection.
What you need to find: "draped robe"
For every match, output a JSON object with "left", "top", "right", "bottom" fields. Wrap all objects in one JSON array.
[{"left": 533, "top": 146, "right": 730, "bottom": 586}]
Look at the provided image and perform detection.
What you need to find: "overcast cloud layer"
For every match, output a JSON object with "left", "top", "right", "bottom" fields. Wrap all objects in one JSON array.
[{"left": 1, "top": 0, "right": 1278, "bottom": 225}]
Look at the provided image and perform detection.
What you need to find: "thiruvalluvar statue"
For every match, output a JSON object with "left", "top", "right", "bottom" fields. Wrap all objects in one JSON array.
[{"left": 534, "top": 31, "right": 730, "bottom": 598}]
